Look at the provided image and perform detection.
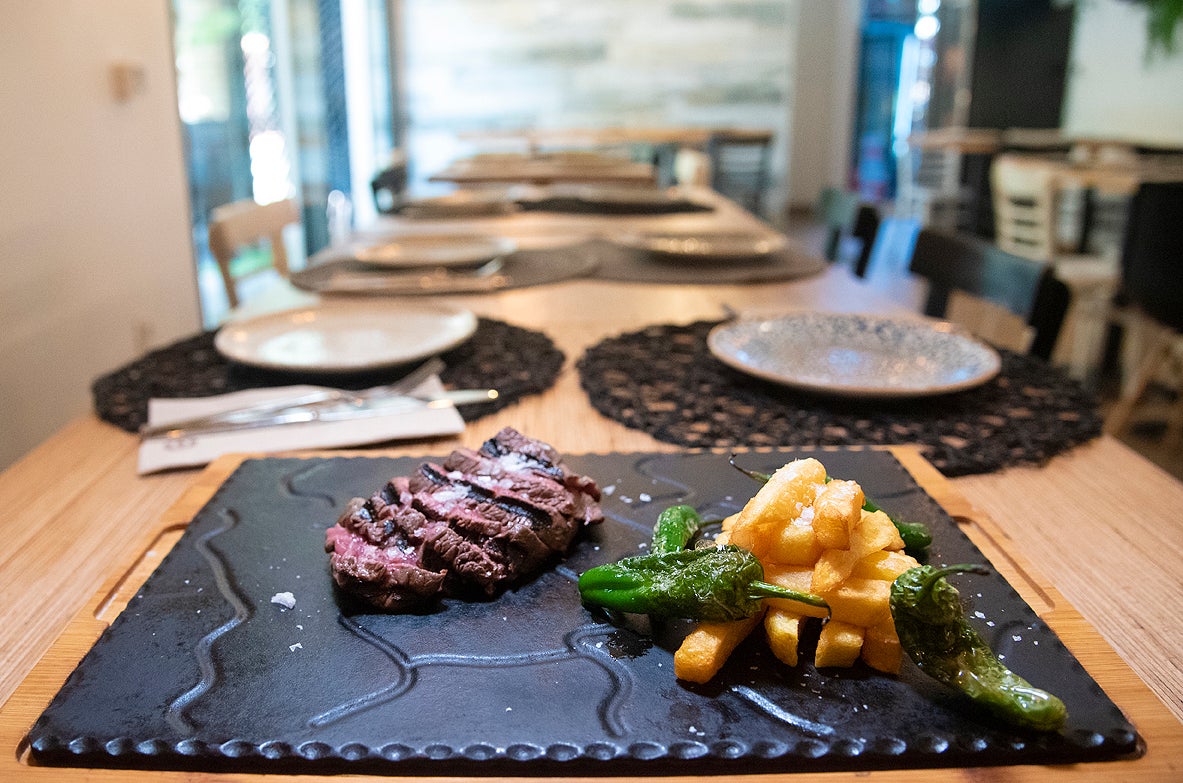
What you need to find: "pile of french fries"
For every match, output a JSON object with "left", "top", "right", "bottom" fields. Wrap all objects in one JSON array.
[{"left": 673, "top": 458, "right": 921, "bottom": 683}]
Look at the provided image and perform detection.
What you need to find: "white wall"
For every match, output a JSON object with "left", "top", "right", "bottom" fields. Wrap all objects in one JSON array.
[
  {"left": 1063, "top": 0, "right": 1183, "bottom": 145},
  {"left": 0, "top": 1, "right": 200, "bottom": 469},
  {"left": 787, "top": 0, "right": 861, "bottom": 208}
]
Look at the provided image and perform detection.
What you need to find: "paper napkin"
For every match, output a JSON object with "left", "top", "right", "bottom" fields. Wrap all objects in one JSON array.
[{"left": 137, "top": 376, "right": 464, "bottom": 474}]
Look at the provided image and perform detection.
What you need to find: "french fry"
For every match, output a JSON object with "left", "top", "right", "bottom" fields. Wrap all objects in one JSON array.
[
  {"left": 731, "top": 459, "right": 826, "bottom": 540},
  {"left": 819, "top": 577, "right": 893, "bottom": 628},
  {"left": 811, "top": 547, "right": 862, "bottom": 593},
  {"left": 850, "top": 509, "right": 905, "bottom": 556},
  {"left": 674, "top": 612, "right": 763, "bottom": 684},
  {"left": 812, "top": 479, "right": 863, "bottom": 550},
  {"left": 762, "top": 563, "right": 829, "bottom": 618},
  {"left": 815, "top": 619, "right": 864, "bottom": 668},
  {"left": 764, "top": 522, "right": 821, "bottom": 565},
  {"left": 764, "top": 608, "right": 805, "bottom": 666},
  {"left": 861, "top": 620, "right": 903, "bottom": 674},
  {"left": 851, "top": 550, "right": 920, "bottom": 581}
]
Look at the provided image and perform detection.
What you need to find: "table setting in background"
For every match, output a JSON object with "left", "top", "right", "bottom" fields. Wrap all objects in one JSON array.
[
  {"left": 577, "top": 314, "right": 1102, "bottom": 476},
  {"left": 293, "top": 184, "right": 825, "bottom": 294},
  {"left": 96, "top": 309, "right": 565, "bottom": 474},
  {"left": 427, "top": 150, "right": 660, "bottom": 186}
]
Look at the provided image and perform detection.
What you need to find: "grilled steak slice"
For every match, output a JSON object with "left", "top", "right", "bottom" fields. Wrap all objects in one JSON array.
[
  {"left": 325, "top": 480, "right": 447, "bottom": 610},
  {"left": 325, "top": 428, "right": 602, "bottom": 609}
]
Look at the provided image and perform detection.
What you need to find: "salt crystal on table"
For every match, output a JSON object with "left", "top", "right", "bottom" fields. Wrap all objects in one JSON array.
[{"left": 271, "top": 591, "right": 296, "bottom": 610}]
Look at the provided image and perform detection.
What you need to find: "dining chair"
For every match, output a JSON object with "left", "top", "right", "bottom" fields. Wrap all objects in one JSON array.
[
  {"left": 894, "top": 145, "right": 965, "bottom": 231},
  {"left": 1103, "top": 181, "right": 1183, "bottom": 447},
  {"left": 371, "top": 150, "right": 408, "bottom": 214},
  {"left": 816, "top": 188, "right": 880, "bottom": 278},
  {"left": 207, "top": 197, "right": 301, "bottom": 309},
  {"left": 908, "top": 228, "right": 1070, "bottom": 362},
  {"left": 990, "top": 153, "right": 1121, "bottom": 378},
  {"left": 706, "top": 129, "right": 773, "bottom": 215}
]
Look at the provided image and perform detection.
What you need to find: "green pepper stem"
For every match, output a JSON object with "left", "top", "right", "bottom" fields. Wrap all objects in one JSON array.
[
  {"left": 728, "top": 453, "right": 771, "bottom": 484},
  {"left": 749, "top": 581, "right": 831, "bottom": 617},
  {"left": 918, "top": 564, "right": 990, "bottom": 602}
]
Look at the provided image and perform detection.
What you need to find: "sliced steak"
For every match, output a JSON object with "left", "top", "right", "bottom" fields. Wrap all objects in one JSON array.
[
  {"left": 324, "top": 481, "right": 447, "bottom": 610},
  {"left": 325, "top": 428, "right": 602, "bottom": 609}
]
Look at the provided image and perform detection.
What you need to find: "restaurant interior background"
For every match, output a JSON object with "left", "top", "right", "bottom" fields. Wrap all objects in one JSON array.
[{"left": 2, "top": 0, "right": 1182, "bottom": 472}]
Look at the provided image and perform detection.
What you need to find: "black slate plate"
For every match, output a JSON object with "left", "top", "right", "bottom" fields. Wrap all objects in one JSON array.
[{"left": 27, "top": 449, "right": 1140, "bottom": 775}]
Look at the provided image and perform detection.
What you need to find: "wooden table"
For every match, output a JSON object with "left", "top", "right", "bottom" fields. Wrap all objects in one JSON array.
[
  {"left": 2, "top": 192, "right": 1182, "bottom": 780},
  {"left": 428, "top": 152, "right": 658, "bottom": 186},
  {"left": 459, "top": 125, "right": 773, "bottom": 152},
  {"left": 350, "top": 185, "right": 779, "bottom": 250}
]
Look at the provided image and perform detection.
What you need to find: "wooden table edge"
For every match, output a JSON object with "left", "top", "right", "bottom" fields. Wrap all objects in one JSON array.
[{"left": 2, "top": 446, "right": 1180, "bottom": 781}]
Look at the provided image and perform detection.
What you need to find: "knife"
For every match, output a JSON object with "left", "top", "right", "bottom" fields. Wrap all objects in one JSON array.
[{"left": 141, "top": 388, "right": 498, "bottom": 440}]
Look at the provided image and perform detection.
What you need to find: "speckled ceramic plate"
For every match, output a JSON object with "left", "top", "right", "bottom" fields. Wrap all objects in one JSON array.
[{"left": 708, "top": 312, "right": 1002, "bottom": 398}]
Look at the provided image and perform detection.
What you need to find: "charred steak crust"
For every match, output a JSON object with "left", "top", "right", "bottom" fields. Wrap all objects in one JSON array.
[{"left": 324, "top": 428, "right": 602, "bottom": 609}]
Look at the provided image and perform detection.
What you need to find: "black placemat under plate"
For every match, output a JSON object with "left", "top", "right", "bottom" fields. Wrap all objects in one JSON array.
[
  {"left": 28, "top": 449, "right": 1138, "bottom": 775},
  {"left": 92, "top": 317, "right": 562, "bottom": 434},
  {"left": 577, "top": 320, "right": 1103, "bottom": 476}
]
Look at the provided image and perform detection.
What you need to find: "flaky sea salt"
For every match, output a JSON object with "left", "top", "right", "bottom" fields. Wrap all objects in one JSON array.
[{"left": 271, "top": 591, "right": 297, "bottom": 610}]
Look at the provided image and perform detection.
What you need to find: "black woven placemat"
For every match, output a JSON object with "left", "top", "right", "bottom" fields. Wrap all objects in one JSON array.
[
  {"left": 576, "top": 320, "right": 1103, "bottom": 476},
  {"left": 93, "top": 318, "right": 562, "bottom": 433}
]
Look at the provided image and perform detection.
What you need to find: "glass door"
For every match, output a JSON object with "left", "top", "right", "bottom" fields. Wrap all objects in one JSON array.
[{"left": 173, "top": 0, "right": 395, "bottom": 326}]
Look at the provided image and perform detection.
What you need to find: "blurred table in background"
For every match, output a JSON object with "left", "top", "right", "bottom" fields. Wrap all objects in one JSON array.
[{"left": 429, "top": 151, "right": 658, "bottom": 187}]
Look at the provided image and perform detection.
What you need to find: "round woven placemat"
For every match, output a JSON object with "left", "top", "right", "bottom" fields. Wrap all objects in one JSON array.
[
  {"left": 93, "top": 318, "right": 562, "bottom": 433},
  {"left": 576, "top": 320, "right": 1102, "bottom": 476}
]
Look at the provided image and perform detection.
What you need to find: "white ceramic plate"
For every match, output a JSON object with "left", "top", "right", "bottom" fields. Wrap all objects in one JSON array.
[
  {"left": 707, "top": 312, "right": 1002, "bottom": 398},
  {"left": 618, "top": 230, "right": 787, "bottom": 261},
  {"left": 215, "top": 301, "right": 478, "bottom": 373},
  {"left": 352, "top": 234, "right": 516, "bottom": 268}
]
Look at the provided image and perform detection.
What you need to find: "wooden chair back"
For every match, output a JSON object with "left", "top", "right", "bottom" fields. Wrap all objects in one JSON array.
[
  {"left": 1120, "top": 181, "right": 1183, "bottom": 330},
  {"left": 1104, "top": 182, "right": 1183, "bottom": 441},
  {"left": 207, "top": 198, "right": 301, "bottom": 308},
  {"left": 894, "top": 146, "right": 964, "bottom": 230},
  {"left": 990, "top": 153, "right": 1059, "bottom": 260},
  {"left": 909, "top": 228, "right": 1070, "bottom": 361},
  {"left": 706, "top": 129, "right": 773, "bottom": 215}
]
